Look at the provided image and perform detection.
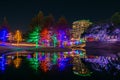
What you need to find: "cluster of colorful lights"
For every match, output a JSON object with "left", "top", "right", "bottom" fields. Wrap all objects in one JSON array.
[
  {"left": 13, "top": 52, "right": 22, "bottom": 68},
  {"left": 14, "top": 30, "right": 22, "bottom": 46},
  {"left": 25, "top": 52, "right": 73, "bottom": 72},
  {"left": 0, "top": 55, "right": 5, "bottom": 71},
  {"left": 28, "top": 52, "right": 39, "bottom": 71},
  {"left": 27, "top": 27, "right": 40, "bottom": 48},
  {"left": 84, "top": 23, "right": 120, "bottom": 42},
  {"left": 0, "top": 19, "right": 120, "bottom": 49},
  {"left": 0, "top": 29, "right": 23, "bottom": 46},
  {"left": 27, "top": 26, "right": 86, "bottom": 48},
  {"left": 0, "top": 29, "right": 8, "bottom": 42},
  {"left": 84, "top": 56, "right": 119, "bottom": 73},
  {"left": 0, "top": 20, "right": 91, "bottom": 48}
]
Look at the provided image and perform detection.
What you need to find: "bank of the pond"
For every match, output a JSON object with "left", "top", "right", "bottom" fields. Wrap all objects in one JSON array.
[
  {"left": 0, "top": 46, "right": 72, "bottom": 54},
  {"left": 26, "top": 47, "right": 72, "bottom": 52}
]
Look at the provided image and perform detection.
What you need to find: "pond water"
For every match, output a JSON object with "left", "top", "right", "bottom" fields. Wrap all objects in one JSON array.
[{"left": 0, "top": 42, "right": 120, "bottom": 80}]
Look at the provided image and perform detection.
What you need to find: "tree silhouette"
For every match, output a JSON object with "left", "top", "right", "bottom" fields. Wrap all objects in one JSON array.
[
  {"left": 111, "top": 12, "right": 120, "bottom": 25},
  {"left": 56, "top": 16, "right": 68, "bottom": 30},
  {"left": 44, "top": 14, "right": 55, "bottom": 28},
  {"left": 30, "top": 11, "right": 44, "bottom": 30},
  {"left": 1, "top": 17, "right": 11, "bottom": 32}
]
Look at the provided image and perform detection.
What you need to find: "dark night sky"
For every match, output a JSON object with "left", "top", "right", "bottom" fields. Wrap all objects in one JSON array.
[{"left": 0, "top": 0, "right": 120, "bottom": 32}]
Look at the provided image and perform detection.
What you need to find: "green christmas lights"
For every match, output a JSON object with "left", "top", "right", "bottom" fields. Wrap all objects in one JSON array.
[
  {"left": 74, "top": 71, "right": 92, "bottom": 76},
  {"left": 27, "top": 26, "right": 41, "bottom": 48},
  {"left": 29, "top": 52, "right": 39, "bottom": 71},
  {"left": 51, "top": 34, "right": 58, "bottom": 47},
  {"left": 52, "top": 53, "right": 58, "bottom": 65}
]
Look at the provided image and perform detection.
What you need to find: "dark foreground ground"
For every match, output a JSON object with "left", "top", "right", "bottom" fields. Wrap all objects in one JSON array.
[{"left": 0, "top": 67, "right": 119, "bottom": 80}]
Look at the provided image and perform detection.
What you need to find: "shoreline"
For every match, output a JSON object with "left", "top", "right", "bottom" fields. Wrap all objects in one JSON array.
[
  {"left": 0, "top": 46, "right": 72, "bottom": 54},
  {"left": 26, "top": 47, "right": 72, "bottom": 52},
  {"left": 1, "top": 41, "right": 120, "bottom": 54}
]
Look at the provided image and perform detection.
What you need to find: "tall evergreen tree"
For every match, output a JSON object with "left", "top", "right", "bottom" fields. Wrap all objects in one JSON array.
[
  {"left": 51, "top": 34, "right": 58, "bottom": 47},
  {"left": 56, "top": 16, "right": 69, "bottom": 30},
  {"left": 0, "top": 28, "right": 8, "bottom": 42},
  {"left": 27, "top": 26, "right": 41, "bottom": 48},
  {"left": 44, "top": 14, "right": 55, "bottom": 28},
  {"left": 14, "top": 30, "right": 22, "bottom": 45},
  {"left": 57, "top": 16, "right": 68, "bottom": 25},
  {"left": 30, "top": 11, "right": 44, "bottom": 30},
  {"left": 1, "top": 17, "right": 10, "bottom": 32}
]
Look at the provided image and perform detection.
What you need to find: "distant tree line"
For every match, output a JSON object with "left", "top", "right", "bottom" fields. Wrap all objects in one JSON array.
[{"left": 29, "top": 11, "right": 71, "bottom": 32}]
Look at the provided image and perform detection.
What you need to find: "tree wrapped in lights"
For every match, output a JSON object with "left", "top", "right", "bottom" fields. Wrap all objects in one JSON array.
[
  {"left": 51, "top": 34, "right": 58, "bottom": 47},
  {"left": 7, "top": 32, "right": 14, "bottom": 42},
  {"left": 0, "top": 28, "right": 8, "bottom": 42},
  {"left": 57, "top": 30, "right": 67, "bottom": 47},
  {"left": 14, "top": 30, "right": 22, "bottom": 45},
  {"left": 27, "top": 26, "right": 41, "bottom": 48},
  {"left": 40, "top": 28, "right": 49, "bottom": 47},
  {"left": 83, "top": 23, "right": 120, "bottom": 41},
  {"left": 41, "top": 28, "right": 49, "bottom": 40}
]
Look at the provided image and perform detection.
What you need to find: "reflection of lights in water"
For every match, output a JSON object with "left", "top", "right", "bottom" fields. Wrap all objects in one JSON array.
[
  {"left": 70, "top": 49, "right": 86, "bottom": 58},
  {"left": 40, "top": 52, "right": 45, "bottom": 60},
  {"left": 29, "top": 58, "right": 39, "bottom": 71},
  {"left": 84, "top": 56, "right": 120, "bottom": 73},
  {"left": 117, "top": 52, "right": 120, "bottom": 57},
  {"left": 72, "top": 49, "right": 92, "bottom": 76},
  {"left": 0, "top": 55, "right": 5, "bottom": 71},
  {"left": 75, "top": 50, "right": 79, "bottom": 54},
  {"left": 58, "top": 58, "right": 66, "bottom": 71},
  {"left": 13, "top": 58, "right": 22, "bottom": 68},
  {"left": 52, "top": 53, "right": 58, "bottom": 65},
  {"left": 13, "top": 52, "right": 22, "bottom": 68},
  {"left": 57, "top": 56, "right": 70, "bottom": 71},
  {"left": 27, "top": 54, "right": 31, "bottom": 59},
  {"left": 72, "top": 55, "right": 92, "bottom": 76},
  {"left": 28, "top": 52, "right": 39, "bottom": 71},
  {"left": 6, "top": 59, "right": 12, "bottom": 65},
  {"left": 40, "top": 60, "right": 49, "bottom": 72}
]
